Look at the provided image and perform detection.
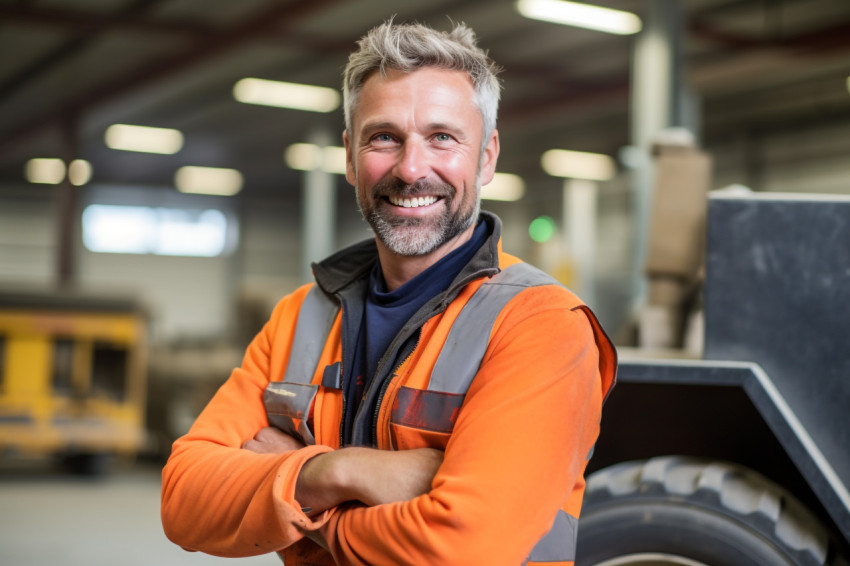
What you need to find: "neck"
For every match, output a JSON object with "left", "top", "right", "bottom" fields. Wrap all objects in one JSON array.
[{"left": 377, "top": 224, "right": 475, "bottom": 291}]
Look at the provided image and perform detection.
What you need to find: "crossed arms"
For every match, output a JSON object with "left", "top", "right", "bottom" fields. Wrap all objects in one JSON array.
[
  {"left": 242, "top": 426, "right": 443, "bottom": 523},
  {"left": 161, "top": 293, "right": 604, "bottom": 565}
]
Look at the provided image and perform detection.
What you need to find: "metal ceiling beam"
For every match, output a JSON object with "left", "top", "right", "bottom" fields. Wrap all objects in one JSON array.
[
  {"left": 0, "top": 3, "right": 208, "bottom": 37},
  {"left": 0, "top": 0, "right": 169, "bottom": 100},
  {"left": 690, "top": 19, "right": 850, "bottom": 55},
  {"left": 0, "top": 0, "right": 346, "bottom": 155}
]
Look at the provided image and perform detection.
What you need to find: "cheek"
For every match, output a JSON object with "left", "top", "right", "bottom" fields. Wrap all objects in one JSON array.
[
  {"left": 439, "top": 154, "right": 479, "bottom": 194},
  {"left": 357, "top": 154, "right": 395, "bottom": 186}
]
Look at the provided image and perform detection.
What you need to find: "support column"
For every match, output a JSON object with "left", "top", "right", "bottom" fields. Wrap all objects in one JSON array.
[
  {"left": 301, "top": 129, "right": 336, "bottom": 283},
  {"left": 563, "top": 179, "right": 598, "bottom": 307},
  {"left": 628, "top": 0, "right": 683, "bottom": 309},
  {"left": 56, "top": 119, "right": 79, "bottom": 288}
]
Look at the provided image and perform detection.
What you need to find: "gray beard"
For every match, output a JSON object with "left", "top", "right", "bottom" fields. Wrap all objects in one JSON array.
[{"left": 358, "top": 178, "right": 479, "bottom": 257}]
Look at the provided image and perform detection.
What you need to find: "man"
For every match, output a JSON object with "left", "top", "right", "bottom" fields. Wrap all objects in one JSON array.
[{"left": 162, "top": 20, "right": 616, "bottom": 566}]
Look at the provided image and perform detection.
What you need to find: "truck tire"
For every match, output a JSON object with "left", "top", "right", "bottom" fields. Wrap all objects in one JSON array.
[{"left": 576, "top": 456, "right": 839, "bottom": 566}]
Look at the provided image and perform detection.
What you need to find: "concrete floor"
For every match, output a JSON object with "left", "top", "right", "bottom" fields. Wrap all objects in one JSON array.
[{"left": 0, "top": 459, "right": 280, "bottom": 566}]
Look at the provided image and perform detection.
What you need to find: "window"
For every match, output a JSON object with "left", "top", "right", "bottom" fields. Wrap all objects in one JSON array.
[
  {"left": 82, "top": 204, "right": 233, "bottom": 257},
  {"left": 52, "top": 338, "right": 74, "bottom": 395},
  {"left": 91, "top": 342, "right": 129, "bottom": 402}
]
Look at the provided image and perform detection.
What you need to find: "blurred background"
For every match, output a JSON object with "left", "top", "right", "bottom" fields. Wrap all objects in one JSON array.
[{"left": 1, "top": 0, "right": 849, "bottom": 564}]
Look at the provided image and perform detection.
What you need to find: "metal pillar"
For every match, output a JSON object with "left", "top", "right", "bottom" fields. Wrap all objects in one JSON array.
[
  {"left": 56, "top": 119, "right": 79, "bottom": 288},
  {"left": 628, "top": 0, "right": 683, "bottom": 309},
  {"left": 563, "top": 178, "right": 598, "bottom": 308},
  {"left": 301, "top": 129, "right": 336, "bottom": 283}
]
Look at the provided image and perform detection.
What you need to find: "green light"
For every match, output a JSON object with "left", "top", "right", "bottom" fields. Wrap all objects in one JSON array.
[{"left": 529, "top": 216, "right": 556, "bottom": 243}]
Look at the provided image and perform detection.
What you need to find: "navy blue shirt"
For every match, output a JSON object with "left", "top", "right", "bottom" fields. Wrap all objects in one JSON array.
[{"left": 342, "top": 219, "right": 489, "bottom": 442}]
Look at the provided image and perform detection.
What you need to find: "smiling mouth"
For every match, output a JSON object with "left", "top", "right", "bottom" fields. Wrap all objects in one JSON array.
[{"left": 386, "top": 195, "right": 440, "bottom": 208}]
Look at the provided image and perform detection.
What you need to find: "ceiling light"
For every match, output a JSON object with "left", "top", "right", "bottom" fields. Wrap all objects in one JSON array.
[
  {"left": 175, "top": 166, "right": 243, "bottom": 196},
  {"left": 541, "top": 149, "right": 616, "bottom": 181},
  {"left": 516, "top": 0, "right": 642, "bottom": 35},
  {"left": 285, "top": 143, "right": 322, "bottom": 171},
  {"left": 285, "top": 143, "right": 347, "bottom": 174},
  {"left": 482, "top": 173, "right": 526, "bottom": 201},
  {"left": 234, "top": 78, "right": 341, "bottom": 113},
  {"left": 25, "top": 158, "right": 66, "bottom": 184},
  {"left": 68, "top": 159, "right": 93, "bottom": 186},
  {"left": 105, "top": 124, "right": 184, "bottom": 154}
]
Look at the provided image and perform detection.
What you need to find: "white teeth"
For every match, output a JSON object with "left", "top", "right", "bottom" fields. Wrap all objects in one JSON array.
[{"left": 389, "top": 195, "right": 438, "bottom": 208}]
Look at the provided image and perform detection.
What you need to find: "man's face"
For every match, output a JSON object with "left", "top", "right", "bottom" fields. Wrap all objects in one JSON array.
[{"left": 344, "top": 67, "right": 499, "bottom": 257}]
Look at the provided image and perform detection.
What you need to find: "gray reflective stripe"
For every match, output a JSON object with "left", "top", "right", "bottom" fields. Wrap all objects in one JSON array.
[
  {"left": 281, "top": 286, "right": 339, "bottom": 385},
  {"left": 526, "top": 510, "right": 578, "bottom": 563},
  {"left": 264, "top": 286, "right": 337, "bottom": 446},
  {"left": 264, "top": 381, "right": 319, "bottom": 445},
  {"left": 430, "top": 264, "right": 577, "bottom": 565},
  {"left": 429, "top": 262, "right": 559, "bottom": 393}
]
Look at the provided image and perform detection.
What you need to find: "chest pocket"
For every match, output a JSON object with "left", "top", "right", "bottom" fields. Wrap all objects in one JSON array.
[{"left": 389, "top": 262, "right": 552, "bottom": 450}]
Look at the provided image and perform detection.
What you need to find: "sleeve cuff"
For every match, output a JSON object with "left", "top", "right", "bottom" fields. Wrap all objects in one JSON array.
[{"left": 273, "top": 443, "right": 337, "bottom": 532}]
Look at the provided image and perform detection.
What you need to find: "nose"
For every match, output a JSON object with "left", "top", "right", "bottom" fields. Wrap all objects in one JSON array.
[{"left": 393, "top": 140, "right": 429, "bottom": 185}]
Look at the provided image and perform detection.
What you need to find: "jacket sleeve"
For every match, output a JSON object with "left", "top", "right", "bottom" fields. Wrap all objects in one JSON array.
[
  {"left": 321, "top": 286, "right": 608, "bottom": 565},
  {"left": 160, "top": 287, "right": 334, "bottom": 557}
]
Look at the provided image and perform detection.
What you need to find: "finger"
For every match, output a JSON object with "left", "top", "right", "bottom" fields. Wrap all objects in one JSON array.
[{"left": 254, "top": 426, "right": 288, "bottom": 443}]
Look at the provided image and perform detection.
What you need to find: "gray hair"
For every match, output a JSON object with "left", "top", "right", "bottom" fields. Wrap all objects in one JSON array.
[{"left": 343, "top": 20, "right": 502, "bottom": 145}]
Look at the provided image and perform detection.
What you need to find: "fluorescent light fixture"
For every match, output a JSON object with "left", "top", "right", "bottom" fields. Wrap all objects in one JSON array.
[
  {"left": 105, "top": 124, "right": 184, "bottom": 154},
  {"left": 541, "top": 149, "right": 616, "bottom": 181},
  {"left": 321, "top": 146, "right": 348, "bottom": 174},
  {"left": 846, "top": 75, "right": 850, "bottom": 93},
  {"left": 285, "top": 143, "right": 321, "bottom": 171},
  {"left": 68, "top": 159, "right": 93, "bottom": 186},
  {"left": 25, "top": 158, "right": 66, "bottom": 184},
  {"left": 175, "top": 166, "right": 243, "bottom": 196},
  {"left": 482, "top": 173, "right": 526, "bottom": 201},
  {"left": 234, "top": 78, "right": 341, "bottom": 113},
  {"left": 516, "top": 0, "right": 642, "bottom": 35},
  {"left": 285, "top": 143, "right": 347, "bottom": 174}
]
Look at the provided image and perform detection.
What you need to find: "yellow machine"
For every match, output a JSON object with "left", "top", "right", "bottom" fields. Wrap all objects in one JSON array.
[{"left": 0, "top": 291, "right": 148, "bottom": 473}]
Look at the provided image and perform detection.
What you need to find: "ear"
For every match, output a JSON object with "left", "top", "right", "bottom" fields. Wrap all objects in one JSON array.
[
  {"left": 478, "top": 129, "right": 500, "bottom": 185},
  {"left": 343, "top": 130, "right": 356, "bottom": 186}
]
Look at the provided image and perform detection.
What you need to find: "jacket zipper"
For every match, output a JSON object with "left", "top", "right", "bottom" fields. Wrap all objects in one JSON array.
[
  {"left": 369, "top": 328, "right": 421, "bottom": 447},
  {"left": 335, "top": 292, "right": 353, "bottom": 449},
  {"left": 326, "top": 237, "right": 499, "bottom": 447}
]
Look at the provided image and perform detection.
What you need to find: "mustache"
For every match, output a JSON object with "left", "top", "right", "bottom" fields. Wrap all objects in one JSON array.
[{"left": 371, "top": 177, "right": 454, "bottom": 199}]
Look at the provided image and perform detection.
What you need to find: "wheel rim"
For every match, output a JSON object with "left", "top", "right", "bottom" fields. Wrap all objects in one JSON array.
[{"left": 589, "top": 554, "right": 713, "bottom": 566}]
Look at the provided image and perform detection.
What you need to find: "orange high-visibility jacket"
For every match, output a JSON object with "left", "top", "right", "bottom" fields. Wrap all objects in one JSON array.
[{"left": 161, "top": 212, "right": 617, "bottom": 566}]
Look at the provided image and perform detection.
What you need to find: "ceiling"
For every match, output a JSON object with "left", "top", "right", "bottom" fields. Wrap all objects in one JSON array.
[{"left": 2, "top": 0, "right": 850, "bottom": 200}]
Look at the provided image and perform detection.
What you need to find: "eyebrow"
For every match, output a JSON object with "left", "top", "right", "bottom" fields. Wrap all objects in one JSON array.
[
  {"left": 359, "top": 121, "right": 396, "bottom": 138},
  {"left": 359, "top": 120, "right": 466, "bottom": 140}
]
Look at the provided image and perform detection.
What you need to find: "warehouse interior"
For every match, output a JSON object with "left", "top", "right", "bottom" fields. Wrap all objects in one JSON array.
[{"left": 1, "top": 0, "right": 850, "bottom": 564}]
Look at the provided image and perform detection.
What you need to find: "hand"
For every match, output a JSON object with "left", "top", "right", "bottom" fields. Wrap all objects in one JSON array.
[
  {"left": 241, "top": 426, "right": 305, "bottom": 454},
  {"left": 342, "top": 447, "right": 444, "bottom": 506},
  {"left": 295, "top": 447, "right": 444, "bottom": 514}
]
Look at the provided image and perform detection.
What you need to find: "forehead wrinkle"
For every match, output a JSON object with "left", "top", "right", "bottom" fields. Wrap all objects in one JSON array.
[{"left": 353, "top": 68, "right": 483, "bottom": 148}]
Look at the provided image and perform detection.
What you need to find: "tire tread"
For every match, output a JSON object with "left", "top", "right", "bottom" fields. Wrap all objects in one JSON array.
[{"left": 584, "top": 456, "right": 832, "bottom": 566}]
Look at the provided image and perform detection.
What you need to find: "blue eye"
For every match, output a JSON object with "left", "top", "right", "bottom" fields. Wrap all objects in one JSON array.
[{"left": 434, "top": 133, "right": 452, "bottom": 142}]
